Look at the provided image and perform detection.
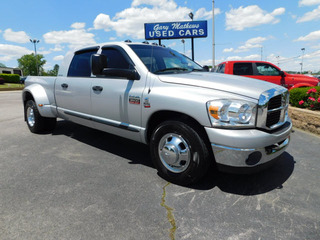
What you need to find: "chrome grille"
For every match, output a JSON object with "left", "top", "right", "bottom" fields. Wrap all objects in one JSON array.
[{"left": 256, "top": 87, "right": 289, "bottom": 130}]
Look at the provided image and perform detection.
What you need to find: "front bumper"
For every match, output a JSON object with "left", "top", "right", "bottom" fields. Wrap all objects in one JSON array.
[{"left": 205, "top": 118, "right": 292, "bottom": 172}]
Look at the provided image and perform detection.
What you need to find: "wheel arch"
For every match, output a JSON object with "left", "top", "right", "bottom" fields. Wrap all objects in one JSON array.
[
  {"left": 145, "top": 110, "right": 211, "bottom": 147},
  {"left": 22, "top": 84, "right": 56, "bottom": 118}
]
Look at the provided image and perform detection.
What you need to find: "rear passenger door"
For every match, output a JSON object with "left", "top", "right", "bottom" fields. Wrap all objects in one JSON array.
[{"left": 55, "top": 47, "right": 98, "bottom": 126}]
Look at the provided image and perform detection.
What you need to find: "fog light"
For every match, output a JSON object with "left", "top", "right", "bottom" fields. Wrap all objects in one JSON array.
[{"left": 245, "top": 151, "right": 262, "bottom": 166}]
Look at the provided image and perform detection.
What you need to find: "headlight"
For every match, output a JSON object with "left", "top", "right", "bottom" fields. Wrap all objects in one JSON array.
[{"left": 207, "top": 100, "right": 257, "bottom": 128}]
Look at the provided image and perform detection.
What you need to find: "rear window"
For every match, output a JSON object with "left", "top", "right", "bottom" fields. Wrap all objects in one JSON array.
[
  {"left": 233, "top": 63, "right": 253, "bottom": 75},
  {"left": 68, "top": 49, "right": 98, "bottom": 77}
]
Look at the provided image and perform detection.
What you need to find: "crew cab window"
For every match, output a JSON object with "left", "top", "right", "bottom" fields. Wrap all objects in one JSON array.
[
  {"left": 101, "top": 48, "right": 130, "bottom": 69},
  {"left": 233, "top": 63, "right": 253, "bottom": 75},
  {"left": 68, "top": 49, "right": 98, "bottom": 77},
  {"left": 256, "top": 63, "right": 280, "bottom": 76}
]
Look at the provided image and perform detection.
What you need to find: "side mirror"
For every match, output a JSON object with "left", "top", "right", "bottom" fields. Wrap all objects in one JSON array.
[
  {"left": 91, "top": 54, "right": 140, "bottom": 80},
  {"left": 91, "top": 54, "right": 107, "bottom": 75},
  {"left": 279, "top": 71, "right": 286, "bottom": 77},
  {"left": 203, "top": 65, "right": 209, "bottom": 72}
]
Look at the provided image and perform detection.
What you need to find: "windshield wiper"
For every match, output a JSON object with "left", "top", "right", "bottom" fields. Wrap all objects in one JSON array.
[
  {"left": 154, "top": 67, "right": 189, "bottom": 73},
  {"left": 191, "top": 68, "right": 206, "bottom": 72}
]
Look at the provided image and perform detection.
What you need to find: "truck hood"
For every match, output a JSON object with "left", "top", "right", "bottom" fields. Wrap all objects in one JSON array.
[
  {"left": 286, "top": 73, "right": 319, "bottom": 83},
  {"left": 158, "top": 72, "right": 283, "bottom": 100}
]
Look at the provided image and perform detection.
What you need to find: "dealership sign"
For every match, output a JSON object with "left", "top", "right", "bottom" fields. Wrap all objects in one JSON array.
[{"left": 144, "top": 21, "right": 207, "bottom": 40}]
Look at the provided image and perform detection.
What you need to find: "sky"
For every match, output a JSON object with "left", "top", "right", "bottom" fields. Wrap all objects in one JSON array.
[{"left": 1, "top": 0, "right": 320, "bottom": 73}]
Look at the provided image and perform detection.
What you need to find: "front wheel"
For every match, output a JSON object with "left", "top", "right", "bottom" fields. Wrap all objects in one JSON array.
[
  {"left": 150, "top": 121, "right": 211, "bottom": 185},
  {"left": 25, "top": 100, "right": 56, "bottom": 133}
]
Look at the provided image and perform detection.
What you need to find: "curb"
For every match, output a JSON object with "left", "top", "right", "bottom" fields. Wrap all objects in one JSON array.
[{"left": 289, "top": 106, "right": 320, "bottom": 136}]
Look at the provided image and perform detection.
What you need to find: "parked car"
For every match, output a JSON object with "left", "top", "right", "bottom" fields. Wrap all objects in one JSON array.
[
  {"left": 215, "top": 60, "right": 320, "bottom": 90},
  {"left": 20, "top": 77, "right": 27, "bottom": 84}
]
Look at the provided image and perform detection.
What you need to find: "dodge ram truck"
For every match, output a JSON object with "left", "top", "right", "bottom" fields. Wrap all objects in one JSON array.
[
  {"left": 22, "top": 42, "right": 292, "bottom": 185},
  {"left": 215, "top": 60, "right": 319, "bottom": 90}
]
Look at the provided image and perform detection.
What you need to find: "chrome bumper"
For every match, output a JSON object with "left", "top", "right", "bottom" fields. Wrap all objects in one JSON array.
[{"left": 205, "top": 119, "right": 292, "bottom": 169}]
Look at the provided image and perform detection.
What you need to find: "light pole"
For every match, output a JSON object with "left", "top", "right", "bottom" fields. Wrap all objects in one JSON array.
[
  {"left": 301, "top": 48, "right": 305, "bottom": 74},
  {"left": 30, "top": 39, "right": 40, "bottom": 76},
  {"left": 212, "top": 0, "right": 215, "bottom": 68},
  {"left": 181, "top": 39, "right": 185, "bottom": 54},
  {"left": 188, "top": 12, "right": 194, "bottom": 61}
]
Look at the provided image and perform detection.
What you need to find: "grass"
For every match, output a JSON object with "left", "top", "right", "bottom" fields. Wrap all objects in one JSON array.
[{"left": 0, "top": 83, "right": 24, "bottom": 91}]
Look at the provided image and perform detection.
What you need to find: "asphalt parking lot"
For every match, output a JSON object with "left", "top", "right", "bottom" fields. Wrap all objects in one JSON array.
[{"left": 1, "top": 91, "right": 319, "bottom": 240}]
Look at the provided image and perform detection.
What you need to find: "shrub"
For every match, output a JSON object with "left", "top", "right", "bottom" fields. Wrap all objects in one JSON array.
[
  {"left": 0, "top": 74, "right": 20, "bottom": 83},
  {"left": 290, "top": 86, "right": 320, "bottom": 110}
]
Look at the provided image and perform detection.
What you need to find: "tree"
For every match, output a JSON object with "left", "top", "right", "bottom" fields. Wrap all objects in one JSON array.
[
  {"left": 45, "top": 64, "right": 60, "bottom": 76},
  {"left": 0, "top": 63, "right": 6, "bottom": 67},
  {"left": 17, "top": 54, "right": 46, "bottom": 76}
]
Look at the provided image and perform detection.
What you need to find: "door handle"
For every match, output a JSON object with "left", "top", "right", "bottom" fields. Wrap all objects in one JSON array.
[
  {"left": 61, "top": 83, "right": 68, "bottom": 88},
  {"left": 92, "top": 86, "right": 103, "bottom": 92}
]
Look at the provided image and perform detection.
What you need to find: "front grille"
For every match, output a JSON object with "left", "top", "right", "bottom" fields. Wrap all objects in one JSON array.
[
  {"left": 268, "top": 95, "right": 282, "bottom": 110},
  {"left": 266, "top": 110, "right": 281, "bottom": 127},
  {"left": 257, "top": 87, "right": 289, "bottom": 130},
  {"left": 266, "top": 95, "right": 282, "bottom": 127}
]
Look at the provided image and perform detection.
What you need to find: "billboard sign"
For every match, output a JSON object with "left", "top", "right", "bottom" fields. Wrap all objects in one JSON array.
[{"left": 144, "top": 21, "right": 207, "bottom": 40}]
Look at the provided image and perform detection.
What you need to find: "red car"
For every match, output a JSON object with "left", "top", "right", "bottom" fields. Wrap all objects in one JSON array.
[{"left": 215, "top": 60, "right": 319, "bottom": 90}]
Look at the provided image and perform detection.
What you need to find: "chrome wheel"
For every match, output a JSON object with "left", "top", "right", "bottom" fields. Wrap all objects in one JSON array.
[
  {"left": 27, "top": 107, "right": 35, "bottom": 127},
  {"left": 158, "top": 133, "right": 191, "bottom": 173}
]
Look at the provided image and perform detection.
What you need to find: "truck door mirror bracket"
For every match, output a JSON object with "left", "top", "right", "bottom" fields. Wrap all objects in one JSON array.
[{"left": 102, "top": 68, "right": 140, "bottom": 81}]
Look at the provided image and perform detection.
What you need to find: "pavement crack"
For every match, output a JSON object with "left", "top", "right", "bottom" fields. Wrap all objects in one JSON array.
[{"left": 161, "top": 182, "right": 176, "bottom": 240}]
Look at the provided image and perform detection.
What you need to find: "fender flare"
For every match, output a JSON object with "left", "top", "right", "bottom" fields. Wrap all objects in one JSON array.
[
  {"left": 22, "top": 84, "right": 57, "bottom": 118},
  {"left": 289, "top": 83, "right": 316, "bottom": 90}
]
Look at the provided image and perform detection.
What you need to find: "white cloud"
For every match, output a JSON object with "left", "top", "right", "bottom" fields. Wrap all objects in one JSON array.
[
  {"left": 0, "top": 44, "right": 32, "bottom": 62},
  {"left": 225, "top": 5, "right": 285, "bottom": 31},
  {"left": 234, "top": 36, "right": 267, "bottom": 53},
  {"left": 295, "top": 30, "right": 320, "bottom": 41},
  {"left": 50, "top": 44, "right": 64, "bottom": 52},
  {"left": 226, "top": 54, "right": 260, "bottom": 61},
  {"left": 93, "top": 0, "right": 210, "bottom": 39},
  {"left": 223, "top": 48, "right": 234, "bottom": 53},
  {"left": 194, "top": 7, "right": 221, "bottom": 20},
  {"left": 299, "top": 0, "right": 320, "bottom": 6},
  {"left": 53, "top": 55, "right": 64, "bottom": 61},
  {"left": 3, "top": 29, "right": 30, "bottom": 43},
  {"left": 71, "top": 22, "right": 86, "bottom": 29},
  {"left": 297, "top": 6, "right": 320, "bottom": 22},
  {"left": 43, "top": 29, "right": 96, "bottom": 50}
]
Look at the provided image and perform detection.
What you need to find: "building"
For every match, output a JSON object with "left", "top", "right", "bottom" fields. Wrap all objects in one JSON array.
[{"left": 0, "top": 67, "right": 23, "bottom": 76}]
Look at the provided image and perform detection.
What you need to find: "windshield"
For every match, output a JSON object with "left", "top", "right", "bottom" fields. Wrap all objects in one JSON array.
[{"left": 129, "top": 44, "right": 204, "bottom": 74}]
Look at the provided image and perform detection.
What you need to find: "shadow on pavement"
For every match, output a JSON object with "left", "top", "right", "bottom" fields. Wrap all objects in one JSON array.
[
  {"left": 52, "top": 120, "right": 153, "bottom": 168},
  {"left": 53, "top": 120, "right": 295, "bottom": 195},
  {"left": 193, "top": 152, "right": 295, "bottom": 195}
]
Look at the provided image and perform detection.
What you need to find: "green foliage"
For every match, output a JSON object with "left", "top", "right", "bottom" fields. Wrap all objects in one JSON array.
[
  {"left": 290, "top": 86, "right": 320, "bottom": 109},
  {"left": 44, "top": 64, "right": 60, "bottom": 76},
  {"left": 0, "top": 74, "right": 20, "bottom": 83},
  {"left": 17, "top": 54, "right": 46, "bottom": 76}
]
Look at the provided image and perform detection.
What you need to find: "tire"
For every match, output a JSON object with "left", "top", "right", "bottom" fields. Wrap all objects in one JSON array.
[
  {"left": 25, "top": 100, "right": 56, "bottom": 133},
  {"left": 150, "top": 120, "right": 211, "bottom": 185}
]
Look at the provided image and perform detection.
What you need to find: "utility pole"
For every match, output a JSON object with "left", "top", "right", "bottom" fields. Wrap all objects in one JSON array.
[
  {"left": 301, "top": 48, "right": 305, "bottom": 74},
  {"left": 212, "top": 0, "right": 215, "bottom": 69},
  {"left": 189, "top": 12, "right": 194, "bottom": 61},
  {"left": 30, "top": 39, "right": 40, "bottom": 76}
]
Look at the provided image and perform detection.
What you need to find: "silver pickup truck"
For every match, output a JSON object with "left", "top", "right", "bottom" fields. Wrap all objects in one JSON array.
[{"left": 22, "top": 41, "right": 292, "bottom": 185}]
